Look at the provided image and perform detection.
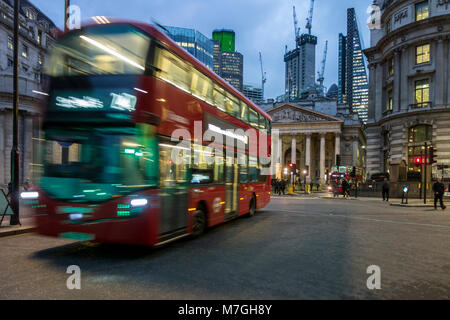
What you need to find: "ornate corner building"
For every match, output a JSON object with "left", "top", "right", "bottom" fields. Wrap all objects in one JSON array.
[
  {"left": 0, "top": 0, "right": 58, "bottom": 190},
  {"left": 364, "top": 0, "right": 450, "bottom": 182}
]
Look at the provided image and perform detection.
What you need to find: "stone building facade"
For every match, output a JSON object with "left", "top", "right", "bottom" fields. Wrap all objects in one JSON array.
[
  {"left": 364, "top": 0, "right": 450, "bottom": 182},
  {"left": 0, "top": 0, "right": 58, "bottom": 190},
  {"left": 261, "top": 99, "right": 366, "bottom": 184}
]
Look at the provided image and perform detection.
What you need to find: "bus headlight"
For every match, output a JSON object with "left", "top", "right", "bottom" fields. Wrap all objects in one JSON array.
[
  {"left": 130, "top": 198, "right": 148, "bottom": 207},
  {"left": 21, "top": 191, "right": 39, "bottom": 199}
]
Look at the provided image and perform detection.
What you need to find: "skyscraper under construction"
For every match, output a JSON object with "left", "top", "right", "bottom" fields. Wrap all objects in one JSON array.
[{"left": 284, "top": 34, "right": 317, "bottom": 101}]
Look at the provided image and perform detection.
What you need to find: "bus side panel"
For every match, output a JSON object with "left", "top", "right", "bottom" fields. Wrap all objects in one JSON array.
[{"left": 188, "top": 186, "right": 226, "bottom": 232}]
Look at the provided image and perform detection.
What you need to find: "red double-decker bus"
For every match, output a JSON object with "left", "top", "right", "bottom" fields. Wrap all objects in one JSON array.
[{"left": 26, "top": 21, "right": 272, "bottom": 246}]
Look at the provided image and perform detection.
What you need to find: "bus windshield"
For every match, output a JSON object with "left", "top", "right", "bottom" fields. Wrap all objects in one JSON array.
[
  {"left": 40, "top": 124, "right": 158, "bottom": 203},
  {"left": 46, "top": 24, "right": 151, "bottom": 76}
]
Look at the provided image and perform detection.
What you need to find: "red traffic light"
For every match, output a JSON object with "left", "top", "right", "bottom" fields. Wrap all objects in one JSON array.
[
  {"left": 414, "top": 157, "right": 423, "bottom": 165},
  {"left": 289, "top": 163, "right": 294, "bottom": 168}
]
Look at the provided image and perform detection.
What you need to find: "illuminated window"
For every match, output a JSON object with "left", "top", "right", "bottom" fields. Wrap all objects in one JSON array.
[
  {"left": 8, "top": 36, "right": 13, "bottom": 50},
  {"left": 416, "top": 44, "right": 430, "bottom": 64},
  {"left": 22, "top": 44, "right": 28, "bottom": 58},
  {"left": 415, "top": 1, "right": 429, "bottom": 21},
  {"left": 387, "top": 90, "right": 393, "bottom": 111},
  {"left": 408, "top": 125, "right": 432, "bottom": 143},
  {"left": 386, "top": 17, "right": 391, "bottom": 34},
  {"left": 414, "top": 79, "right": 430, "bottom": 108},
  {"left": 388, "top": 58, "right": 394, "bottom": 77}
]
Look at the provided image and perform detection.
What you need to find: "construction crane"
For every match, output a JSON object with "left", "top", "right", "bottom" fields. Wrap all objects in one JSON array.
[
  {"left": 317, "top": 40, "right": 328, "bottom": 95},
  {"left": 259, "top": 52, "right": 267, "bottom": 102},
  {"left": 305, "top": 0, "right": 315, "bottom": 35},
  {"left": 293, "top": 6, "right": 300, "bottom": 47}
]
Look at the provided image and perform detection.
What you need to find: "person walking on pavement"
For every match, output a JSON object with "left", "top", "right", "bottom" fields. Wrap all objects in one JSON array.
[
  {"left": 281, "top": 179, "right": 287, "bottom": 195},
  {"left": 341, "top": 179, "right": 349, "bottom": 199},
  {"left": 382, "top": 178, "right": 390, "bottom": 201},
  {"left": 433, "top": 178, "right": 446, "bottom": 210}
]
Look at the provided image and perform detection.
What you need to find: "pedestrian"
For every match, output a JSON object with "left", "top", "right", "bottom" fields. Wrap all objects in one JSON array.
[
  {"left": 382, "top": 178, "right": 390, "bottom": 201},
  {"left": 275, "top": 179, "right": 280, "bottom": 195},
  {"left": 342, "top": 179, "right": 349, "bottom": 199},
  {"left": 309, "top": 181, "right": 313, "bottom": 193},
  {"left": 282, "top": 179, "right": 287, "bottom": 195},
  {"left": 433, "top": 178, "right": 447, "bottom": 210}
]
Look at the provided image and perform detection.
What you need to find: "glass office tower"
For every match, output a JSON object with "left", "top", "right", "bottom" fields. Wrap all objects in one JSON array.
[
  {"left": 338, "top": 8, "right": 369, "bottom": 123},
  {"left": 164, "top": 26, "right": 214, "bottom": 70}
]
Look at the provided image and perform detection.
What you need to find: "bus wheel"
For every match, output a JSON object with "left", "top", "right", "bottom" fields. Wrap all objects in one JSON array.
[
  {"left": 248, "top": 196, "right": 256, "bottom": 217},
  {"left": 192, "top": 208, "right": 206, "bottom": 237}
]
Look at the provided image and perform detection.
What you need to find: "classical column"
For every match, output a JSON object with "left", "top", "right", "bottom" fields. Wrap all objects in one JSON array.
[
  {"left": 353, "top": 137, "right": 359, "bottom": 167},
  {"left": 320, "top": 133, "right": 326, "bottom": 184},
  {"left": 400, "top": 46, "right": 409, "bottom": 111},
  {"left": 375, "top": 62, "right": 384, "bottom": 120},
  {"left": 435, "top": 39, "right": 445, "bottom": 107},
  {"left": 291, "top": 135, "right": 296, "bottom": 166},
  {"left": 335, "top": 133, "right": 341, "bottom": 160},
  {"left": 305, "top": 134, "right": 311, "bottom": 183},
  {"left": 277, "top": 134, "right": 283, "bottom": 179},
  {"left": 393, "top": 50, "right": 401, "bottom": 112},
  {"left": 278, "top": 134, "right": 282, "bottom": 165}
]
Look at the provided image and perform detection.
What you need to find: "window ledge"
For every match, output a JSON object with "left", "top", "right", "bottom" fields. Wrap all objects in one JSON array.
[
  {"left": 382, "top": 109, "right": 393, "bottom": 116},
  {"left": 409, "top": 103, "right": 432, "bottom": 110}
]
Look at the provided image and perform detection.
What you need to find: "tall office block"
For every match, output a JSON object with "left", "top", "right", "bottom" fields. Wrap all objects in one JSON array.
[
  {"left": 243, "top": 84, "right": 263, "bottom": 104},
  {"left": 164, "top": 26, "right": 214, "bottom": 69},
  {"left": 284, "top": 34, "right": 317, "bottom": 101},
  {"left": 338, "top": 8, "right": 369, "bottom": 123},
  {"left": 212, "top": 29, "right": 243, "bottom": 92},
  {"left": 212, "top": 29, "right": 235, "bottom": 52},
  {"left": 220, "top": 51, "right": 243, "bottom": 92}
]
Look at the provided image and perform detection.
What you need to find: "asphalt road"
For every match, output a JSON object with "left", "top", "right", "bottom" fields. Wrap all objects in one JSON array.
[{"left": 1, "top": 196, "right": 449, "bottom": 299}]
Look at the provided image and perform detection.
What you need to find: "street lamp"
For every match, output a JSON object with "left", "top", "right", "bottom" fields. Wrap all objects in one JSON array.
[{"left": 10, "top": 0, "right": 20, "bottom": 226}]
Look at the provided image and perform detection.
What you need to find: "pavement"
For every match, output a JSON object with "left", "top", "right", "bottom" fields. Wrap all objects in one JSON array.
[
  {"left": 275, "top": 190, "right": 444, "bottom": 208},
  {"left": 0, "top": 205, "right": 36, "bottom": 238}
]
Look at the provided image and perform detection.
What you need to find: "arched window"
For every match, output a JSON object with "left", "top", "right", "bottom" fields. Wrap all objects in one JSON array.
[
  {"left": 408, "top": 124, "right": 432, "bottom": 143},
  {"left": 407, "top": 124, "right": 432, "bottom": 177}
]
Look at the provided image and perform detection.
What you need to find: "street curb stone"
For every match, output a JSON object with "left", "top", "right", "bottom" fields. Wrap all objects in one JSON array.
[{"left": 0, "top": 227, "right": 36, "bottom": 238}]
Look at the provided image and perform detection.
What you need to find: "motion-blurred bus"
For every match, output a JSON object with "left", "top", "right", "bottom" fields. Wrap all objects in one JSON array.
[
  {"left": 330, "top": 166, "right": 365, "bottom": 182},
  {"left": 25, "top": 21, "right": 272, "bottom": 246}
]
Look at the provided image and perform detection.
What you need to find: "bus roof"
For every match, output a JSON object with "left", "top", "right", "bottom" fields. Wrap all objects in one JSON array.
[{"left": 62, "top": 20, "right": 271, "bottom": 121}]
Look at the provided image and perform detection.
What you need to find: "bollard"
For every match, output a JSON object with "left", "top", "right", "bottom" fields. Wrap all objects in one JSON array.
[
  {"left": 288, "top": 185, "right": 294, "bottom": 195},
  {"left": 401, "top": 185, "right": 409, "bottom": 204}
]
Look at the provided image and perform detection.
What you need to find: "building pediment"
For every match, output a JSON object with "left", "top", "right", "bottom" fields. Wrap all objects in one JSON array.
[{"left": 268, "top": 104, "right": 343, "bottom": 124}]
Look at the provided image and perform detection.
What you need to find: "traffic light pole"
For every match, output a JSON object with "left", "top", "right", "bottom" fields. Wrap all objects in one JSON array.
[
  {"left": 424, "top": 142, "right": 427, "bottom": 204},
  {"left": 10, "top": 0, "right": 20, "bottom": 226}
]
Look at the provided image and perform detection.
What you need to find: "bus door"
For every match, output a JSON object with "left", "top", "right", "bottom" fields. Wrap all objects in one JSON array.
[
  {"left": 159, "top": 142, "right": 189, "bottom": 236},
  {"left": 225, "top": 154, "right": 239, "bottom": 219}
]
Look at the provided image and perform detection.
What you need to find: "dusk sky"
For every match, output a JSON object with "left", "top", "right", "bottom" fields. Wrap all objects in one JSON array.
[{"left": 31, "top": 0, "right": 372, "bottom": 99}]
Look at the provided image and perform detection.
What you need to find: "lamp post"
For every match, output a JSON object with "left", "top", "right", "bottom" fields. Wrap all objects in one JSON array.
[
  {"left": 65, "top": 0, "right": 70, "bottom": 32},
  {"left": 10, "top": 0, "right": 20, "bottom": 225}
]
